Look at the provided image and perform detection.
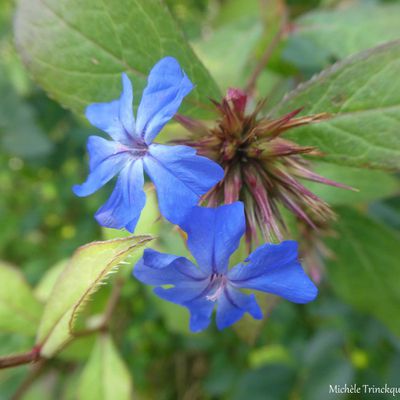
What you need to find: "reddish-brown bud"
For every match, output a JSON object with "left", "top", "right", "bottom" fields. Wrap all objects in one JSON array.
[{"left": 175, "top": 89, "right": 354, "bottom": 245}]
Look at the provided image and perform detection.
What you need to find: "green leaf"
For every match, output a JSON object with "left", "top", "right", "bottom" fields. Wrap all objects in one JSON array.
[
  {"left": 0, "top": 261, "right": 43, "bottom": 335},
  {"left": 305, "top": 162, "right": 399, "bottom": 205},
  {"left": 273, "top": 41, "right": 400, "bottom": 170},
  {"left": 0, "top": 79, "right": 52, "bottom": 158},
  {"left": 192, "top": 18, "right": 263, "bottom": 91},
  {"left": 284, "top": 4, "right": 400, "bottom": 71},
  {"left": 14, "top": 0, "right": 220, "bottom": 118},
  {"left": 326, "top": 207, "right": 400, "bottom": 336},
  {"left": 36, "top": 235, "right": 153, "bottom": 357},
  {"left": 213, "top": 0, "right": 259, "bottom": 26},
  {"left": 34, "top": 259, "right": 68, "bottom": 303},
  {"left": 78, "top": 334, "right": 133, "bottom": 400}
]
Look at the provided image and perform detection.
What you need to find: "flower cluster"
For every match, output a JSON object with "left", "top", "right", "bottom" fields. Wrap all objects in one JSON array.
[{"left": 74, "top": 57, "right": 318, "bottom": 331}]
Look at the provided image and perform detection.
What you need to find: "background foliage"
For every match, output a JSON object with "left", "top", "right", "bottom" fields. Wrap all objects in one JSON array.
[{"left": 0, "top": 0, "right": 399, "bottom": 399}]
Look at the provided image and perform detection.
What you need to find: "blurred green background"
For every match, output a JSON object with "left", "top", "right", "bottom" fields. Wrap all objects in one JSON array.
[{"left": 1, "top": 0, "right": 400, "bottom": 399}]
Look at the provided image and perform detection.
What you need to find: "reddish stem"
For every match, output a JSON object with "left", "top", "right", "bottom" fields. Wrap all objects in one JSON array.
[{"left": 0, "top": 346, "right": 41, "bottom": 370}]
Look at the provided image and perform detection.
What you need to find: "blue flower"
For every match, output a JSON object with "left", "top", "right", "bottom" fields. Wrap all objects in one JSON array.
[
  {"left": 134, "top": 202, "right": 318, "bottom": 332},
  {"left": 73, "top": 57, "right": 224, "bottom": 232}
]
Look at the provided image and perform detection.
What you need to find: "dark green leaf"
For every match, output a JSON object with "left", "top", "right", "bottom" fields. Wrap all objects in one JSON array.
[
  {"left": 0, "top": 80, "right": 52, "bottom": 158},
  {"left": 273, "top": 41, "right": 400, "bottom": 170},
  {"left": 284, "top": 4, "right": 400, "bottom": 71},
  {"left": 306, "top": 162, "right": 399, "bottom": 205},
  {"left": 14, "top": 0, "right": 220, "bottom": 118},
  {"left": 327, "top": 207, "right": 400, "bottom": 336}
]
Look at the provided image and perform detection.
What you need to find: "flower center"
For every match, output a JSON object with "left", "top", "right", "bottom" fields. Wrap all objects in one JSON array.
[
  {"left": 119, "top": 142, "right": 148, "bottom": 158},
  {"left": 206, "top": 273, "right": 228, "bottom": 302}
]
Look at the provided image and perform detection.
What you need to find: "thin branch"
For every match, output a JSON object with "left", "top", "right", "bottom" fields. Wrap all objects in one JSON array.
[
  {"left": 102, "top": 276, "right": 124, "bottom": 326},
  {"left": 12, "top": 360, "right": 46, "bottom": 400},
  {"left": 73, "top": 276, "right": 125, "bottom": 337},
  {"left": 0, "top": 346, "right": 41, "bottom": 370},
  {"left": 245, "top": 0, "right": 288, "bottom": 96}
]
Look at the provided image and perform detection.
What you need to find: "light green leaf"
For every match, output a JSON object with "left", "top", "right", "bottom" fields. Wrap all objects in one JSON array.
[
  {"left": 273, "top": 41, "right": 400, "bottom": 170},
  {"left": 326, "top": 207, "right": 400, "bottom": 336},
  {"left": 36, "top": 235, "right": 153, "bottom": 357},
  {"left": 192, "top": 18, "right": 263, "bottom": 91},
  {"left": 78, "top": 334, "right": 133, "bottom": 400},
  {"left": 305, "top": 162, "right": 399, "bottom": 205},
  {"left": 0, "top": 261, "right": 43, "bottom": 335},
  {"left": 34, "top": 259, "right": 68, "bottom": 303},
  {"left": 213, "top": 0, "right": 259, "bottom": 26},
  {"left": 14, "top": 0, "right": 220, "bottom": 118},
  {"left": 284, "top": 4, "right": 400, "bottom": 71}
]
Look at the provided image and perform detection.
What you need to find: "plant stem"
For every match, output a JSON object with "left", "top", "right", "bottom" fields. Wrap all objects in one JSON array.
[
  {"left": 0, "top": 347, "right": 41, "bottom": 370},
  {"left": 245, "top": 0, "right": 288, "bottom": 96},
  {"left": 74, "top": 276, "right": 125, "bottom": 337},
  {"left": 12, "top": 360, "right": 46, "bottom": 400},
  {"left": 102, "top": 276, "right": 125, "bottom": 327}
]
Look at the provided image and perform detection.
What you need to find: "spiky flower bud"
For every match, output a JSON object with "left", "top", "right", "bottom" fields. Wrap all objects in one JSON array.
[{"left": 175, "top": 89, "right": 353, "bottom": 245}]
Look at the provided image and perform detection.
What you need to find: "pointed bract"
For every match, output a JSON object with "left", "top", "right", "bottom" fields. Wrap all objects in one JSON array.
[{"left": 175, "top": 89, "right": 354, "bottom": 244}]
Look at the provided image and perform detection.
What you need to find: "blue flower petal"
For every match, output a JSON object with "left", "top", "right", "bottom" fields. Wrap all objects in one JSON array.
[
  {"left": 134, "top": 249, "right": 207, "bottom": 285},
  {"left": 180, "top": 202, "right": 245, "bottom": 275},
  {"left": 135, "top": 248, "right": 213, "bottom": 332},
  {"left": 136, "top": 57, "right": 194, "bottom": 145},
  {"left": 216, "top": 286, "right": 262, "bottom": 330},
  {"left": 228, "top": 241, "right": 318, "bottom": 304},
  {"left": 85, "top": 73, "right": 136, "bottom": 144},
  {"left": 73, "top": 136, "right": 131, "bottom": 197},
  {"left": 143, "top": 143, "right": 223, "bottom": 225},
  {"left": 187, "top": 297, "right": 215, "bottom": 332},
  {"left": 154, "top": 284, "right": 215, "bottom": 333},
  {"left": 95, "top": 159, "right": 146, "bottom": 232},
  {"left": 229, "top": 241, "right": 299, "bottom": 280}
]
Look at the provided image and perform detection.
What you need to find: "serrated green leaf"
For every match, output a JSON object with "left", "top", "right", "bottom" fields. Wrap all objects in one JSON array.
[
  {"left": 284, "top": 4, "right": 400, "bottom": 71},
  {"left": 36, "top": 235, "right": 152, "bottom": 357},
  {"left": 0, "top": 261, "right": 43, "bottom": 335},
  {"left": 305, "top": 162, "right": 399, "bottom": 205},
  {"left": 326, "top": 207, "right": 400, "bottom": 336},
  {"left": 77, "top": 334, "right": 133, "bottom": 400},
  {"left": 273, "top": 41, "right": 400, "bottom": 170},
  {"left": 14, "top": 0, "right": 220, "bottom": 118}
]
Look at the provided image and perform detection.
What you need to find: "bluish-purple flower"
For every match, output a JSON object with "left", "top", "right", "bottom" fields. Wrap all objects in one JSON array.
[
  {"left": 134, "top": 202, "right": 318, "bottom": 332},
  {"left": 73, "top": 57, "right": 224, "bottom": 232}
]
